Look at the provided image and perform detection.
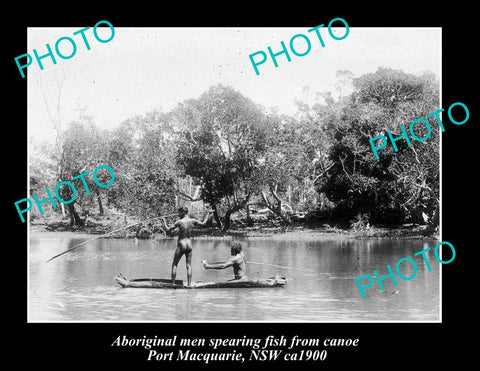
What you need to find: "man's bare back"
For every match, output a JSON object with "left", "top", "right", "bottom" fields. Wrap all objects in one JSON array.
[
  {"left": 163, "top": 207, "right": 211, "bottom": 286},
  {"left": 173, "top": 216, "right": 196, "bottom": 241}
]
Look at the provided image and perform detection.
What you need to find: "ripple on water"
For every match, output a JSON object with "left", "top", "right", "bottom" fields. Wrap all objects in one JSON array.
[{"left": 29, "top": 236, "right": 440, "bottom": 322}]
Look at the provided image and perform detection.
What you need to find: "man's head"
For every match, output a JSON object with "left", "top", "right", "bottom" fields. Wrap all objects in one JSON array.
[
  {"left": 230, "top": 241, "right": 242, "bottom": 256},
  {"left": 178, "top": 207, "right": 188, "bottom": 217}
]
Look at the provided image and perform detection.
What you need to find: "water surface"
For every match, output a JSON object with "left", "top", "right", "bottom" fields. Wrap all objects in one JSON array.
[{"left": 29, "top": 234, "right": 440, "bottom": 322}]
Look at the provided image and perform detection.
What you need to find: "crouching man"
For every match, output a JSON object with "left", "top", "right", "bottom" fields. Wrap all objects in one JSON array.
[{"left": 202, "top": 241, "right": 247, "bottom": 281}]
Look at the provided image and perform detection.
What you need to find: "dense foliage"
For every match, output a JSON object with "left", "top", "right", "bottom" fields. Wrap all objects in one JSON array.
[{"left": 30, "top": 68, "right": 439, "bottom": 231}]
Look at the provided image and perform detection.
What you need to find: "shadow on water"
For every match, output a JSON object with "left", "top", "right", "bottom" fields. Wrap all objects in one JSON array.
[{"left": 29, "top": 235, "right": 440, "bottom": 322}]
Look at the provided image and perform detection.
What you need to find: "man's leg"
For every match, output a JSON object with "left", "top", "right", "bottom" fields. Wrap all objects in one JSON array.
[
  {"left": 185, "top": 251, "right": 193, "bottom": 287},
  {"left": 171, "top": 247, "right": 183, "bottom": 284}
]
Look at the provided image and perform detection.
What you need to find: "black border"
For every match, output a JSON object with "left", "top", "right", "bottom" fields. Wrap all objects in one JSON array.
[{"left": 7, "top": 5, "right": 475, "bottom": 369}]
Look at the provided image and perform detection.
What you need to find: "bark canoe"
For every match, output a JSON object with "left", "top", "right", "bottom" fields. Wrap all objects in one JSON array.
[{"left": 114, "top": 273, "right": 287, "bottom": 289}]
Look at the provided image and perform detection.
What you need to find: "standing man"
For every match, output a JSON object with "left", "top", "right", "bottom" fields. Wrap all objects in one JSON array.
[{"left": 162, "top": 207, "right": 211, "bottom": 286}]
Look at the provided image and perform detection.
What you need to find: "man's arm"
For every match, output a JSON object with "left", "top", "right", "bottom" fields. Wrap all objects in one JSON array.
[
  {"left": 202, "top": 256, "right": 239, "bottom": 270},
  {"left": 193, "top": 210, "right": 212, "bottom": 227},
  {"left": 162, "top": 218, "right": 179, "bottom": 233}
]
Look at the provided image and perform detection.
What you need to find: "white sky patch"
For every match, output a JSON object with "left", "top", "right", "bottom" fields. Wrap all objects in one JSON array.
[{"left": 27, "top": 27, "right": 441, "bottom": 144}]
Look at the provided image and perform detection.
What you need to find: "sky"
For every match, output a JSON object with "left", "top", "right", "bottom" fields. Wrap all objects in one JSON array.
[{"left": 27, "top": 26, "right": 441, "bottom": 144}]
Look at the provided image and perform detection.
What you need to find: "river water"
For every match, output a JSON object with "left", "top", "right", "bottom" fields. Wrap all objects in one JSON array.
[{"left": 29, "top": 233, "right": 440, "bottom": 322}]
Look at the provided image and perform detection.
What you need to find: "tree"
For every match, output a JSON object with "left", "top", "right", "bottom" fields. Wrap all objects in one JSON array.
[
  {"left": 258, "top": 111, "right": 331, "bottom": 222},
  {"left": 173, "top": 84, "right": 269, "bottom": 231},
  {"left": 317, "top": 68, "right": 440, "bottom": 226},
  {"left": 335, "top": 69, "right": 354, "bottom": 101},
  {"left": 29, "top": 141, "right": 58, "bottom": 219},
  {"left": 58, "top": 115, "right": 108, "bottom": 226},
  {"left": 106, "top": 110, "right": 179, "bottom": 220}
]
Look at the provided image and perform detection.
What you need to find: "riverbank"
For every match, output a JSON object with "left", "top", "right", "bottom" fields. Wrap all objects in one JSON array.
[{"left": 29, "top": 217, "right": 438, "bottom": 241}]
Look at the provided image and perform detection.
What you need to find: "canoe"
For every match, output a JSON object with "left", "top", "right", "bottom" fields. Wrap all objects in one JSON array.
[{"left": 114, "top": 273, "right": 286, "bottom": 289}]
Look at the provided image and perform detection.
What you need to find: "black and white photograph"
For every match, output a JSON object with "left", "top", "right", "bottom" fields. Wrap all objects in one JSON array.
[
  {"left": 26, "top": 26, "right": 442, "bottom": 322},
  {"left": 8, "top": 7, "right": 475, "bottom": 369}
]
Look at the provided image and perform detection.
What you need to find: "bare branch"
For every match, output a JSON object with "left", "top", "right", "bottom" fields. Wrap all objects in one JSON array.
[{"left": 177, "top": 190, "right": 202, "bottom": 202}]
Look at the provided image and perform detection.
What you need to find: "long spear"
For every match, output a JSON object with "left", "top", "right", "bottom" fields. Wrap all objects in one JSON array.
[
  {"left": 45, "top": 213, "right": 178, "bottom": 263},
  {"left": 208, "top": 261, "right": 308, "bottom": 272}
]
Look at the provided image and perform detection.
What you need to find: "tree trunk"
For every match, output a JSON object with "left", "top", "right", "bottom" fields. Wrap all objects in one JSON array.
[
  {"left": 221, "top": 195, "right": 251, "bottom": 232},
  {"left": 212, "top": 204, "right": 223, "bottom": 230},
  {"left": 96, "top": 189, "right": 104, "bottom": 215},
  {"left": 261, "top": 188, "right": 291, "bottom": 224},
  {"left": 223, "top": 209, "right": 232, "bottom": 231},
  {"left": 287, "top": 185, "right": 292, "bottom": 208},
  {"left": 59, "top": 178, "right": 84, "bottom": 227},
  {"left": 424, "top": 206, "right": 439, "bottom": 235},
  {"left": 222, "top": 205, "right": 242, "bottom": 231},
  {"left": 245, "top": 204, "right": 253, "bottom": 225},
  {"left": 67, "top": 203, "right": 84, "bottom": 227}
]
